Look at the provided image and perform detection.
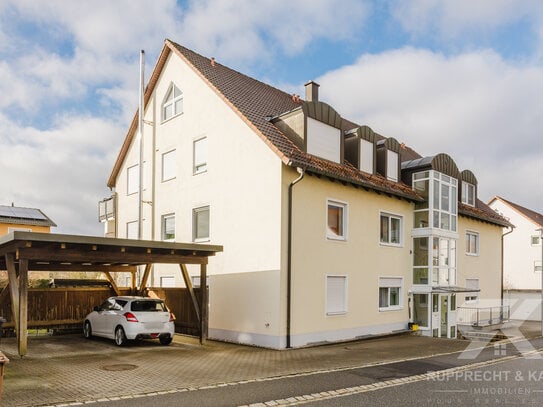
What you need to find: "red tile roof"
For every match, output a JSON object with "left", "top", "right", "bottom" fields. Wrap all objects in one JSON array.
[
  {"left": 108, "top": 39, "right": 509, "bottom": 227},
  {"left": 490, "top": 196, "right": 543, "bottom": 228}
]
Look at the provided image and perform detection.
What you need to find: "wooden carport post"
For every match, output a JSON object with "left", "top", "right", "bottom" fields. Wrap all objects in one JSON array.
[
  {"left": 5, "top": 254, "right": 19, "bottom": 335},
  {"left": 18, "top": 259, "right": 28, "bottom": 357},
  {"left": 199, "top": 263, "right": 208, "bottom": 344},
  {"left": 5, "top": 253, "right": 28, "bottom": 357},
  {"left": 179, "top": 263, "right": 208, "bottom": 344}
]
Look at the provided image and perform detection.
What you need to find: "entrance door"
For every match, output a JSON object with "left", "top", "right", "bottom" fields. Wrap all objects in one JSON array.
[
  {"left": 430, "top": 293, "right": 457, "bottom": 338},
  {"left": 440, "top": 295, "right": 448, "bottom": 338}
]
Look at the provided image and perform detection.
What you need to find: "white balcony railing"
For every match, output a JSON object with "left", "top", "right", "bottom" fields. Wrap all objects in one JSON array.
[{"left": 98, "top": 196, "right": 115, "bottom": 222}]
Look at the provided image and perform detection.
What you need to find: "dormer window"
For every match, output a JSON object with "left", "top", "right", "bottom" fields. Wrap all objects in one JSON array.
[
  {"left": 306, "top": 117, "right": 341, "bottom": 163},
  {"left": 387, "top": 150, "right": 398, "bottom": 181},
  {"left": 461, "top": 182, "right": 475, "bottom": 206},
  {"left": 460, "top": 169, "right": 477, "bottom": 207},
  {"left": 360, "top": 139, "right": 374, "bottom": 174},
  {"left": 376, "top": 137, "right": 401, "bottom": 182},
  {"left": 343, "top": 126, "right": 375, "bottom": 175},
  {"left": 162, "top": 83, "right": 183, "bottom": 121}
]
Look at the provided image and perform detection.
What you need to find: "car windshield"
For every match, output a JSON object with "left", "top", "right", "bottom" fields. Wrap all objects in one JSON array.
[{"left": 130, "top": 300, "right": 167, "bottom": 312}]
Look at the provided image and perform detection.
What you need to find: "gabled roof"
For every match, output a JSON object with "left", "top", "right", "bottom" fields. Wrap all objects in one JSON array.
[
  {"left": 489, "top": 196, "right": 543, "bottom": 228},
  {"left": 0, "top": 205, "right": 56, "bottom": 227},
  {"left": 108, "top": 39, "right": 509, "bottom": 227},
  {"left": 459, "top": 200, "right": 512, "bottom": 228},
  {"left": 108, "top": 40, "right": 421, "bottom": 202}
]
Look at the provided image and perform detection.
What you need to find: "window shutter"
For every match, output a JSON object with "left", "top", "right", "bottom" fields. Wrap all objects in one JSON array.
[{"left": 326, "top": 276, "right": 346, "bottom": 314}]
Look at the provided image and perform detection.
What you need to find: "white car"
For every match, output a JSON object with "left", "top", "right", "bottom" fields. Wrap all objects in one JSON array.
[{"left": 83, "top": 296, "right": 175, "bottom": 346}]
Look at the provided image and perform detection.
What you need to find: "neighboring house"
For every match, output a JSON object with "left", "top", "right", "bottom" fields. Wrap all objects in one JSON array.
[
  {"left": 102, "top": 39, "right": 510, "bottom": 348},
  {"left": 488, "top": 196, "right": 543, "bottom": 321},
  {"left": 0, "top": 204, "right": 56, "bottom": 235}
]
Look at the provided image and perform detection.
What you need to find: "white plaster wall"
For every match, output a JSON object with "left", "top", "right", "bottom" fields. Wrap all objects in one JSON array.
[
  {"left": 488, "top": 199, "right": 542, "bottom": 290},
  {"left": 113, "top": 50, "right": 284, "bottom": 342}
]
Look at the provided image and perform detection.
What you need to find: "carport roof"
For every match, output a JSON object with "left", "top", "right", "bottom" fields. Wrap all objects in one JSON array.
[{"left": 0, "top": 231, "right": 223, "bottom": 272}]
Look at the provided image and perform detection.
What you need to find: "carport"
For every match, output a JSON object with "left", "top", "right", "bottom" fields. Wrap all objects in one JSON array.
[{"left": 0, "top": 231, "right": 222, "bottom": 357}]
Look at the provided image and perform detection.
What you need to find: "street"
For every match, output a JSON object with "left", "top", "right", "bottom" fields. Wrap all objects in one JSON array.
[
  {"left": 306, "top": 356, "right": 543, "bottom": 406},
  {"left": 90, "top": 339, "right": 543, "bottom": 407}
]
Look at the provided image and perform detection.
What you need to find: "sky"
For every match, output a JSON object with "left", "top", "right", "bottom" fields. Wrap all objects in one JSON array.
[{"left": 1, "top": 0, "right": 543, "bottom": 235}]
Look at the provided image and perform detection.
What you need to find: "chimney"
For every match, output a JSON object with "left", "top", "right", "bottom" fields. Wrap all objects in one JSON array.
[{"left": 304, "top": 80, "right": 320, "bottom": 102}]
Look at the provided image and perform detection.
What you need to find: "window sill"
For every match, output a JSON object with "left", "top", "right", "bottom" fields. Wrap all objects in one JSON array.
[
  {"left": 379, "top": 242, "right": 403, "bottom": 248},
  {"left": 379, "top": 306, "right": 403, "bottom": 312},
  {"left": 326, "top": 235, "right": 347, "bottom": 242},
  {"left": 161, "top": 112, "right": 183, "bottom": 125},
  {"left": 193, "top": 238, "right": 210, "bottom": 243},
  {"left": 326, "top": 311, "right": 347, "bottom": 316},
  {"left": 161, "top": 177, "right": 176, "bottom": 183},
  {"left": 193, "top": 169, "right": 208, "bottom": 176},
  {"left": 465, "top": 252, "right": 479, "bottom": 257}
]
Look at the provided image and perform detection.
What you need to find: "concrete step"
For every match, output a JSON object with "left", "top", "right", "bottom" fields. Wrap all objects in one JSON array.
[{"left": 461, "top": 331, "right": 508, "bottom": 341}]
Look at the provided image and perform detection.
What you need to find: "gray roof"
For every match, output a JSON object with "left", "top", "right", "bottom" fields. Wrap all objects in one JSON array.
[{"left": 0, "top": 205, "right": 57, "bottom": 227}]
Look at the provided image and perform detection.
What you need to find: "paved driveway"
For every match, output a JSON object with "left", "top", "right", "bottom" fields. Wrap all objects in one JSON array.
[{"left": 1, "top": 320, "right": 540, "bottom": 406}]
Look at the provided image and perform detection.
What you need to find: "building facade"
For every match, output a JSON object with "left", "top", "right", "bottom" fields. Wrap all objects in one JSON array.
[
  {"left": 0, "top": 204, "right": 56, "bottom": 235},
  {"left": 488, "top": 196, "right": 543, "bottom": 321},
  {"left": 103, "top": 40, "right": 510, "bottom": 348}
]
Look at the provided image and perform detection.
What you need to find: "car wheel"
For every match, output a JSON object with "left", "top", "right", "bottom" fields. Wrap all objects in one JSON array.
[
  {"left": 83, "top": 321, "right": 92, "bottom": 339},
  {"left": 114, "top": 326, "right": 127, "bottom": 346},
  {"left": 159, "top": 336, "right": 173, "bottom": 346}
]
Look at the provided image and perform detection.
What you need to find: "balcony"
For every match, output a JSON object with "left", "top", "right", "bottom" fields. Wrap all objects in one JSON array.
[{"left": 98, "top": 196, "right": 115, "bottom": 222}]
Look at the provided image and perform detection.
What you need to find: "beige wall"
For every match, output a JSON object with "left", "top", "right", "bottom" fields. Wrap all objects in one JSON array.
[
  {"left": 284, "top": 168, "right": 414, "bottom": 346},
  {"left": 0, "top": 224, "right": 50, "bottom": 235},
  {"left": 457, "top": 216, "right": 503, "bottom": 305}
]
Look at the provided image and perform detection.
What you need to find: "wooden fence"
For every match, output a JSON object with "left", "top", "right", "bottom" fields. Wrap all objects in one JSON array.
[{"left": 0, "top": 287, "right": 201, "bottom": 336}]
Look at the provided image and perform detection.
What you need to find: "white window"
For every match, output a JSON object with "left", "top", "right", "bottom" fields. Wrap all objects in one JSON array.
[
  {"left": 160, "top": 276, "right": 176, "bottom": 287},
  {"left": 193, "top": 137, "right": 208, "bottom": 174},
  {"left": 378, "top": 277, "right": 403, "bottom": 311},
  {"left": 326, "top": 275, "right": 347, "bottom": 315},
  {"left": 8, "top": 227, "right": 31, "bottom": 232},
  {"left": 535, "top": 261, "right": 542, "bottom": 273},
  {"left": 360, "top": 139, "right": 373, "bottom": 174},
  {"left": 162, "top": 83, "right": 183, "bottom": 121},
  {"left": 386, "top": 150, "right": 398, "bottom": 181},
  {"left": 531, "top": 235, "right": 541, "bottom": 246},
  {"left": 327, "top": 200, "right": 347, "bottom": 240},
  {"left": 126, "top": 221, "right": 138, "bottom": 239},
  {"left": 466, "top": 231, "right": 479, "bottom": 255},
  {"left": 161, "top": 150, "right": 176, "bottom": 182},
  {"left": 464, "top": 278, "right": 479, "bottom": 303},
  {"left": 127, "top": 165, "right": 139, "bottom": 195},
  {"left": 380, "top": 213, "right": 402, "bottom": 246},
  {"left": 193, "top": 206, "right": 210, "bottom": 241},
  {"left": 161, "top": 213, "right": 175, "bottom": 241},
  {"left": 461, "top": 182, "right": 475, "bottom": 206}
]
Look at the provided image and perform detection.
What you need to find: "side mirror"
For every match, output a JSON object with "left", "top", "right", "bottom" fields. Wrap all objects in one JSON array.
[{"left": 93, "top": 306, "right": 100, "bottom": 312}]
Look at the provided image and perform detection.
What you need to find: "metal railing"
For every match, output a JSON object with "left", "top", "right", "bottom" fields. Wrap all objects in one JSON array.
[
  {"left": 98, "top": 196, "right": 115, "bottom": 222},
  {"left": 457, "top": 305, "right": 510, "bottom": 327}
]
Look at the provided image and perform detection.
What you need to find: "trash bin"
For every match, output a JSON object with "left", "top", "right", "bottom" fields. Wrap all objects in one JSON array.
[
  {"left": 0, "top": 351, "right": 9, "bottom": 399},
  {"left": 408, "top": 322, "right": 419, "bottom": 331}
]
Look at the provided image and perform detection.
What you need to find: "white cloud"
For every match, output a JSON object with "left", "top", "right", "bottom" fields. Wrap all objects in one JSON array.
[
  {"left": 389, "top": 0, "right": 543, "bottom": 41},
  {"left": 0, "top": 0, "right": 372, "bottom": 235},
  {"left": 317, "top": 47, "right": 543, "bottom": 210},
  {"left": 0, "top": 113, "right": 124, "bottom": 235},
  {"left": 178, "top": 0, "right": 370, "bottom": 65}
]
